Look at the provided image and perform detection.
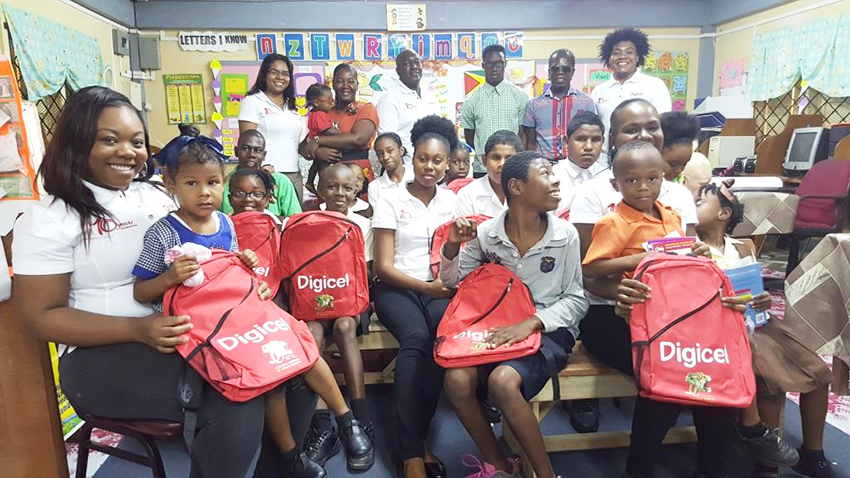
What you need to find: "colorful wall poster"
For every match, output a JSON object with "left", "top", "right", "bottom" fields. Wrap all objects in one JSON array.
[
  {"left": 504, "top": 31, "right": 524, "bottom": 59},
  {"left": 0, "top": 56, "right": 38, "bottom": 201},
  {"left": 720, "top": 58, "right": 745, "bottom": 89},
  {"left": 387, "top": 4, "right": 426, "bottom": 31},
  {"left": 255, "top": 33, "right": 277, "bottom": 60},
  {"left": 163, "top": 74, "right": 206, "bottom": 125},
  {"left": 50, "top": 342, "right": 83, "bottom": 439},
  {"left": 642, "top": 50, "right": 690, "bottom": 111}
]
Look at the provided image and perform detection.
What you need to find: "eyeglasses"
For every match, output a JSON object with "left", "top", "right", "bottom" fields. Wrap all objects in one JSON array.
[
  {"left": 231, "top": 191, "right": 268, "bottom": 200},
  {"left": 483, "top": 61, "right": 506, "bottom": 69},
  {"left": 549, "top": 65, "right": 574, "bottom": 73},
  {"left": 238, "top": 145, "right": 264, "bottom": 154},
  {"left": 267, "top": 69, "right": 291, "bottom": 78}
]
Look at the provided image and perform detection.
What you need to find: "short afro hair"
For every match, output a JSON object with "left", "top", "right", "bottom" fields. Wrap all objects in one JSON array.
[
  {"left": 482, "top": 44, "right": 506, "bottom": 60},
  {"left": 698, "top": 183, "right": 745, "bottom": 234},
  {"left": 608, "top": 98, "right": 658, "bottom": 157},
  {"left": 611, "top": 140, "right": 660, "bottom": 177},
  {"left": 660, "top": 111, "right": 700, "bottom": 150},
  {"left": 230, "top": 168, "right": 275, "bottom": 195},
  {"left": 567, "top": 111, "right": 605, "bottom": 138},
  {"left": 305, "top": 82, "right": 331, "bottom": 103},
  {"left": 484, "top": 130, "right": 523, "bottom": 156},
  {"left": 501, "top": 151, "right": 546, "bottom": 203},
  {"left": 599, "top": 28, "right": 651, "bottom": 69},
  {"left": 410, "top": 115, "right": 459, "bottom": 155}
]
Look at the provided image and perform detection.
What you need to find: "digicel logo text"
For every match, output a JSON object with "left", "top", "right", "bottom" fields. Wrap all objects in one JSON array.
[
  {"left": 659, "top": 341, "right": 729, "bottom": 369},
  {"left": 453, "top": 329, "right": 492, "bottom": 341},
  {"left": 217, "top": 318, "right": 290, "bottom": 351},
  {"left": 296, "top": 274, "right": 350, "bottom": 293}
]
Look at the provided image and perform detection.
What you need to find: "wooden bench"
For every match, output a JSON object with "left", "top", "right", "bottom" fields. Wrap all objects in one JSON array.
[
  {"left": 328, "top": 316, "right": 398, "bottom": 385},
  {"left": 502, "top": 342, "right": 697, "bottom": 478}
]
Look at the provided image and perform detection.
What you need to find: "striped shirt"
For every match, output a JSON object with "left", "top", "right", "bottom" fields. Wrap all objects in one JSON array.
[
  {"left": 522, "top": 88, "right": 597, "bottom": 162},
  {"left": 460, "top": 80, "right": 529, "bottom": 157}
]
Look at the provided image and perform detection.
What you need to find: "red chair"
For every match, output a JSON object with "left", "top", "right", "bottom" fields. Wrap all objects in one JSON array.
[
  {"left": 785, "top": 159, "right": 850, "bottom": 275},
  {"left": 75, "top": 416, "right": 182, "bottom": 478}
]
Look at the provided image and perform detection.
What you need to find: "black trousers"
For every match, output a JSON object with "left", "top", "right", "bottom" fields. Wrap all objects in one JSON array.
[
  {"left": 580, "top": 305, "right": 738, "bottom": 478},
  {"left": 60, "top": 343, "right": 266, "bottom": 478},
  {"left": 373, "top": 281, "right": 451, "bottom": 461}
]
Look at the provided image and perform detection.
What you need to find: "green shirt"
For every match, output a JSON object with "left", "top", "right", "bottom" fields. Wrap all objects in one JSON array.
[
  {"left": 459, "top": 80, "right": 529, "bottom": 157},
  {"left": 220, "top": 171, "right": 302, "bottom": 217}
]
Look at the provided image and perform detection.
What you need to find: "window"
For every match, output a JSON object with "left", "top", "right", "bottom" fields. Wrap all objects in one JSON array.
[{"left": 754, "top": 79, "right": 850, "bottom": 147}]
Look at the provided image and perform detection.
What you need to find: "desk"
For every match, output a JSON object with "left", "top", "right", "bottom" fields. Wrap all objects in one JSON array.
[
  {"left": 732, "top": 191, "right": 799, "bottom": 237},
  {"left": 784, "top": 233, "right": 850, "bottom": 394}
]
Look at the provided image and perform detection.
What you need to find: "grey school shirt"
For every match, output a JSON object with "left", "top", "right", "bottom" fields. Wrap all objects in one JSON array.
[{"left": 440, "top": 210, "right": 589, "bottom": 339}]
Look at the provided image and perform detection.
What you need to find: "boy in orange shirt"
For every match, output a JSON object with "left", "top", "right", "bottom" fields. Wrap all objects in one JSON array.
[{"left": 580, "top": 141, "right": 740, "bottom": 478}]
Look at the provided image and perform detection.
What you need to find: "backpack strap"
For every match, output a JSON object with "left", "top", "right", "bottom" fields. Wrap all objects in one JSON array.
[
  {"left": 539, "top": 335, "right": 562, "bottom": 402},
  {"left": 178, "top": 367, "right": 204, "bottom": 452}
]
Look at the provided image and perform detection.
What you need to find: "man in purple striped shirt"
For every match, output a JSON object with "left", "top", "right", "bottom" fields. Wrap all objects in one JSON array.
[{"left": 522, "top": 49, "right": 597, "bottom": 163}]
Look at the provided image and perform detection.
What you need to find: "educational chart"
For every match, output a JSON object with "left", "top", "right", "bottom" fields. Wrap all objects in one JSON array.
[
  {"left": 533, "top": 51, "right": 690, "bottom": 111},
  {"left": 210, "top": 60, "right": 324, "bottom": 156},
  {"left": 0, "top": 56, "right": 37, "bottom": 201},
  {"left": 163, "top": 74, "right": 206, "bottom": 125}
]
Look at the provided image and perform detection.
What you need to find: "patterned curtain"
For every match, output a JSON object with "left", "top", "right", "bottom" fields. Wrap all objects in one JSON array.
[
  {"left": 4, "top": 5, "right": 104, "bottom": 102},
  {"left": 747, "top": 12, "right": 850, "bottom": 101}
]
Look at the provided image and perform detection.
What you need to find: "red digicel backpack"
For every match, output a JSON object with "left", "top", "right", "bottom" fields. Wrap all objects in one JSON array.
[
  {"left": 279, "top": 211, "right": 369, "bottom": 320},
  {"left": 630, "top": 254, "right": 756, "bottom": 408},
  {"left": 164, "top": 250, "right": 320, "bottom": 403},
  {"left": 429, "top": 214, "right": 491, "bottom": 279},
  {"left": 434, "top": 263, "right": 540, "bottom": 368},
  {"left": 231, "top": 211, "right": 282, "bottom": 297},
  {"left": 447, "top": 177, "right": 475, "bottom": 194}
]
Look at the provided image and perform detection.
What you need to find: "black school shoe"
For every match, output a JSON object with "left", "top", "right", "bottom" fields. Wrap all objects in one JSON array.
[
  {"left": 792, "top": 448, "right": 836, "bottom": 478},
  {"left": 282, "top": 451, "right": 327, "bottom": 478},
  {"left": 339, "top": 418, "right": 375, "bottom": 472},
  {"left": 303, "top": 426, "right": 341, "bottom": 466},
  {"left": 735, "top": 426, "right": 799, "bottom": 467},
  {"left": 568, "top": 398, "right": 600, "bottom": 433}
]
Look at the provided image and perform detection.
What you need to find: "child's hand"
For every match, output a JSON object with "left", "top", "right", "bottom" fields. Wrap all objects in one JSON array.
[
  {"left": 168, "top": 255, "right": 200, "bottom": 286},
  {"left": 690, "top": 241, "right": 711, "bottom": 258},
  {"left": 257, "top": 281, "right": 272, "bottom": 301},
  {"left": 750, "top": 291, "right": 772, "bottom": 311},
  {"left": 485, "top": 317, "right": 541, "bottom": 348},
  {"left": 137, "top": 314, "right": 193, "bottom": 353},
  {"left": 237, "top": 249, "right": 259, "bottom": 268},
  {"left": 615, "top": 278, "right": 651, "bottom": 322},
  {"left": 424, "top": 279, "right": 453, "bottom": 299},
  {"left": 720, "top": 295, "right": 749, "bottom": 313},
  {"left": 447, "top": 217, "right": 478, "bottom": 245}
]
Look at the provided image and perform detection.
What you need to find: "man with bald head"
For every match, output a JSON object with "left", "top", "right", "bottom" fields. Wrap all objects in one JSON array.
[
  {"left": 522, "top": 49, "right": 597, "bottom": 163},
  {"left": 376, "top": 49, "right": 439, "bottom": 165}
]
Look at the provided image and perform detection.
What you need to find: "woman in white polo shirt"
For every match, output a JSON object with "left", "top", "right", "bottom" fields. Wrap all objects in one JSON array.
[
  {"left": 591, "top": 28, "right": 672, "bottom": 166},
  {"left": 240, "top": 54, "right": 306, "bottom": 203},
  {"left": 372, "top": 115, "right": 457, "bottom": 478},
  {"left": 12, "top": 87, "right": 266, "bottom": 478}
]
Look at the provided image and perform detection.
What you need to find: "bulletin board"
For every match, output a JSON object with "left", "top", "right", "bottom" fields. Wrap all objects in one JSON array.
[
  {"left": 0, "top": 56, "right": 37, "bottom": 201},
  {"left": 209, "top": 60, "right": 326, "bottom": 156}
]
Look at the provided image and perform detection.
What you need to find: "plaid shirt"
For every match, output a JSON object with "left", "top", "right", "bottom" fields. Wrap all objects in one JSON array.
[
  {"left": 460, "top": 80, "right": 529, "bottom": 157},
  {"left": 523, "top": 88, "right": 597, "bottom": 161}
]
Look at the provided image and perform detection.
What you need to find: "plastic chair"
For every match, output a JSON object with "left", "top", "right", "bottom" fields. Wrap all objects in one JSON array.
[
  {"left": 785, "top": 159, "right": 850, "bottom": 275},
  {"left": 75, "top": 416, "right": 182, "bottom": 478}
]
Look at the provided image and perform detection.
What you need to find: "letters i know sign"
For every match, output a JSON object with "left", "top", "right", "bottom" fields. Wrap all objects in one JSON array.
[{"left": 179, "top": 31, "right": 250, "bottom": 52}]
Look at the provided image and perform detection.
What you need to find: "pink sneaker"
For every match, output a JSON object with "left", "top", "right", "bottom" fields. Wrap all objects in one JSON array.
[{"left": 461, "top": 454, "right": 520, "bottom": 478}]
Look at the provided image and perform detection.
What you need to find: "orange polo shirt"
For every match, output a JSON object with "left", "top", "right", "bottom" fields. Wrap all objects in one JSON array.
[{"left": 582, "top": 200, "right": 683, "bottom": 277}]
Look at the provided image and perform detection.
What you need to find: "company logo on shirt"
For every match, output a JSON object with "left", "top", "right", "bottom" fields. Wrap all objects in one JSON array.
[{"left": 93, "top": 217, "right": 137, "bottom": 236}]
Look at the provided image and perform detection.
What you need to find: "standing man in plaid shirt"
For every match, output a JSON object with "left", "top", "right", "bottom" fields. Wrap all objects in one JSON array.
[
  {"left": 522, "top": 49, "right": 597, "bottom": 163},
  {"left": 460, "top": 44, "right": 529, "bottom": 172}
]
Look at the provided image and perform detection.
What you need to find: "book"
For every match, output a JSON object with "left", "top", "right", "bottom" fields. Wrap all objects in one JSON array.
[
  {"left": 644, "top": 236, "right": 697, "bottom": 255},
  {"left": 724, "top": 263, "right": 771, "bottom": 330}
]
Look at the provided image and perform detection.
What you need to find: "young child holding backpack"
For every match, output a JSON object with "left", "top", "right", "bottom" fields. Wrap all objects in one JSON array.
[
  {"left": 580, "top": 141, "right": 741, "bottom": 478},
  {"left": 132, "top": 138, "right": 373, "bottom": 478},
  {"left": 373, "top": 115, "right": 458, "bottom": 478},
  {"left": 300, "top": 163, "right": 375, "bottom": 468},
  {"left": 455, "top": 130, "right": 523, "bottom": 218},
  {"left": 692, "top": 182, "right": 835, "bottom": 478},
  {"left": 440, "top": 151, "right": 589, "bottom": 478}
]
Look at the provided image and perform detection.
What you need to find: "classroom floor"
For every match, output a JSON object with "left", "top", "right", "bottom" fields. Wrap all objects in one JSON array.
[{"left": 67, "top": 247, "right": 850, "bottom": 478}]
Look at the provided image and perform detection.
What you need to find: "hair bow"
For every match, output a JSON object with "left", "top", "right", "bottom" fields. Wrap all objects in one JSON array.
[
  {"left": 152, "top": 134, "right": 228, "bottom": 168},
  {"left": 719, "top": 178, "right": 735, "bottom": 202}
]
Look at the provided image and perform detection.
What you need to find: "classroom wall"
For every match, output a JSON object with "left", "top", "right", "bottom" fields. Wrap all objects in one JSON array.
[
  {"left": 145, "top": 27, "right": 701, "bottom": 146},
  {"left": 713, "top": 0, "right": 850, "bottom": 95},
  {"left": 0, "top": 0, "right": 134, "bottom": 101}
]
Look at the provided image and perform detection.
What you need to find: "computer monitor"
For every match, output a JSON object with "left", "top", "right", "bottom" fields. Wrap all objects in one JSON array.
[{"left": 783, "top": 127, "right": 829, "bottom": 174}]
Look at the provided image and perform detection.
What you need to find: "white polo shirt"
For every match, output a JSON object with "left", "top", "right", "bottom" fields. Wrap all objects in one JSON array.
[
  {"left": 591, "top": 70, "right": 672, "bottom": 165},
  {"left": 454, "top": 176, "right": 506, "bottom": 218},
  {"left": 238, "top": 91, "right": 304, "bottom": 173},
  {"left": 372, "top": 183, "right": 456, "bottom": 281},
  {"left": 570, "top": 169, "right": 697, "bottom": 230},
  {"left": 376, "top": 81, "right": 440, "bottom": 165},
  {"left": 367, "top": 166, "right": 414, "bottom": 210},
  {"left": 12, "top": 181, "right": 176, "bottom": 354},
  {"left": 552, "top": 159, "right": 608, "bottom": 217}
]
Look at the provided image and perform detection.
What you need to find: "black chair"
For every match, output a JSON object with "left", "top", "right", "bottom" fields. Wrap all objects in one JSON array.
[{"left": 75, "top": 416, "right": 182, "bottom": 478}]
